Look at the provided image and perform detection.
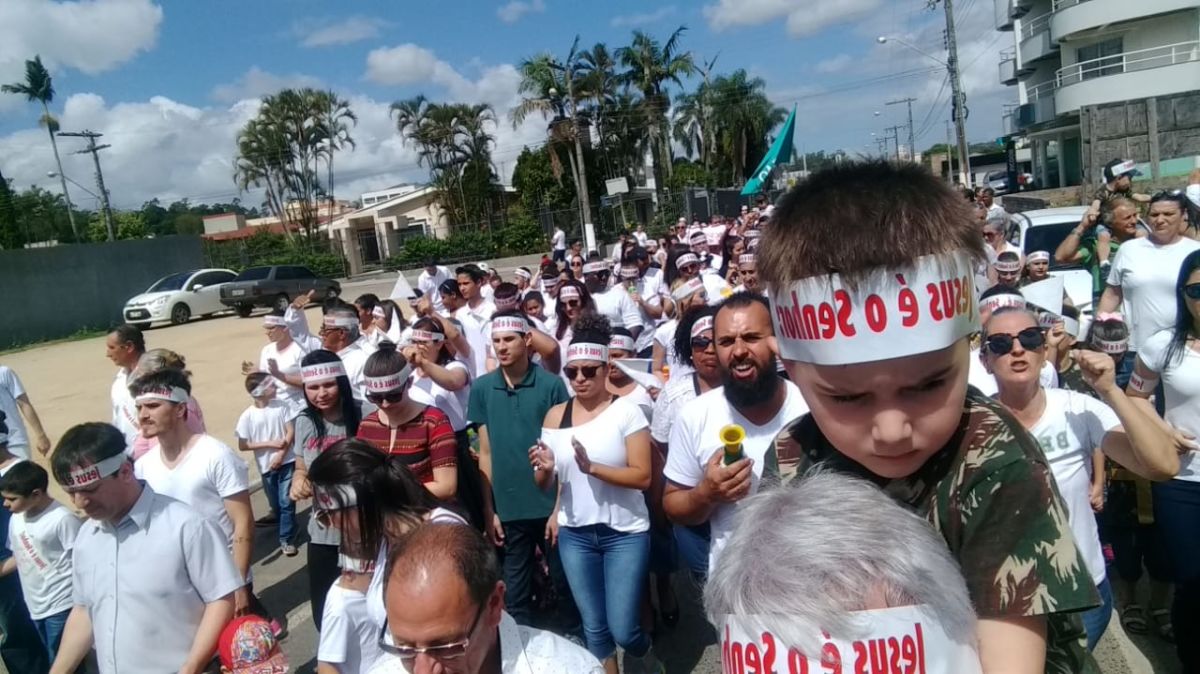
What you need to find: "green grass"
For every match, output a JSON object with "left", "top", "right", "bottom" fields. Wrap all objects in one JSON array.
[{"left": 0, "top": 326, "right": 109, "bottom": 356}]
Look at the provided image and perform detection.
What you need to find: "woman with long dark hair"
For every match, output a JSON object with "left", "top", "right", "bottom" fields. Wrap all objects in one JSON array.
[
  {"left": 529, "top": 316, "right": 659, "bottom": 673},
  {"left": 306, "top": 439, "right": 468, "bottom": 632},
  {"left": 651, "top": 278, "right": 708, "bottom": 380},
  {"left": 288, "top": 349, "right": 362, "bottom": 630},
  {"left": 355, "top": 342, "right": 458, "bottom": 501}
]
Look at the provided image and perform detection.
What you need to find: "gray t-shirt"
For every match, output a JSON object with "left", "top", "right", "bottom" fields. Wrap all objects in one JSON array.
[{"left": 294, "top": 413, "right": 349, "bottom": 546}]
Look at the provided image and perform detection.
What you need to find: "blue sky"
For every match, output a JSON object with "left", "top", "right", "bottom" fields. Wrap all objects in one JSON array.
[{"left": 0, "top": 0, "right": 1010, "bottom": 209}]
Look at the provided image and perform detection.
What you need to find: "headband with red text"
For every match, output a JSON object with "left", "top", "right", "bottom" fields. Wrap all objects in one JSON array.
[
  {"left": 691, "top": 316, "right": 714, "bottom": 339},
  {"left": 313, "top": 483, "right": 358, "bottom": 511},
  {"left": 581, "top": 261, "right": 608, "bottom": 275},
  {"left": 1093, "top": 337, "right": 1128, "bottom": 354},
  {"left": 301, "top": 362, "right": 346, "bottom": 383},
  {"left": 495, "top": 294, "right": 520, "bottom": 311},
  {"left": 62, "top": 453, "right": 128, "bottom": 491},
  {"left": 491, "top": 315, "right": 529, "bottom": 335},
  {"left": 364, "top": 365, "right": 411, "bottom": 393},
  {"left": 410, "top": 329, "right": 445, "bottom": 343},
  {"left": 769, "top": 250, "right": 978, "bottom": 365},
  {"left": 1026, "top": 251, "right": 1050, "bottom": 264},
  {"left": 675, "top": 253, "right": 700, "bottom": 270},
  {"left": 515, "top": 268, "right": 532, "bottom": 281},
  {"left": 566, "top": 342, "right": 609, "bottom": 364},
  {"left": 672, "top": 278, "right": 706, "bottom": 301},
  {"left": 323, "top": 315, "right": 359, "bottom": 330},
  {"left": 992, "top": 258, "right": 1021, "bottom": 274},
  {"left": 134, "top": 386, "right": 189, "bottom": 405},
  {"left": 263, "top": 315, "right": 288, "bottom": 328},
  {"left": 620, "top": 265, "right": 639, "bottom": 280},
  {"left": 979, "top": 292, "right": 1026, "bottom": 315},
  {"left": 558, "top": 286, "right": 581, "bottom": 301},
  {"left": 609, "top": 334, "right": 636, "bottom": 352},
  {"left": 542, "top": 276, "right": 560, "bottom": 289},
  {"left": 719, "top": 605, "right": 981, "bottom": 674},
  {"left": 738, "top": 254, "right": 756, "bottom": 269}
]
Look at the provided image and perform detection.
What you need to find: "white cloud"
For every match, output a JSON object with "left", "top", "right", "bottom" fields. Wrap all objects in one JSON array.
[
  {"left": 813, "top": 53, "right": 853, "bottom": 74},
  {"left": 210, "top": 67, "right": 324, "bottom": 103},
  {"left": 611, "top": 6, "right": 677, "bottom": 28},
  {"left": 704, "top": 0, "right": 884, "bottom": 37},
  {"left": 496, "top": 0, "right": 545, "bottom": 24},
  {"left": 291, "top": 15, "right": 385, "bottom": 48},
  {"left": 363, "top": 44, "right": 526, "bottom": 109},
  {"left": 0, "top": 0, "right": 162, "bottom": 110}
]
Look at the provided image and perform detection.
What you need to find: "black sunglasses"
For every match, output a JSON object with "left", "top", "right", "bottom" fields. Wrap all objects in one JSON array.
[
  {"left": 1151, "top": 189, "right": 1186, "bottom": 205},
  {"left": 1184, "top": 283, "right": 1200, "bottom": 300},
  {"left": 563, "top": 299, "right": 581, "bottom": 308},
  {"left": 366, "top": 390, "right": 405, "bottom": 405},
  {"left": 563, "top": 365, "right": 602, "bottom": 380},
  {"left": 985, "top": 327, "right": 1045, "bottom": 356},
  {"left": 690, "top": 336, "right": 714, "bottom": 350}
]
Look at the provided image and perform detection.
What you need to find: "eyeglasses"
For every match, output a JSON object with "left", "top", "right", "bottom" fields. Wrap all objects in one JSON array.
[
  {"left": 563, "top": 300, "right": 581, "bottom": 309},
  {"left": 1184, "top": 283, "right": 1200, "bottom": 300},
  {"left": 690, "top": 336, "right": 714, "bottom": 351},
  {"left": 378, "top": 604, "right": 485, "bottom": 661},
  {"left": 570, "top": 261, "right": 583, "bottom": 268},
  {"left": 982, "top": 231, "right": 1000, "bottom": 240},
  {"left": 984, "top": 327, "right": 1046, "bottom": 356},
  {"left": 366, "top": 389, "right": 405, "bottom": 405},
  {"left": 563, "top": 365, "right": 602, "bottom": 380},
  {"left": 1151, "top": 189, "right": 1186, "bottom": 205}
]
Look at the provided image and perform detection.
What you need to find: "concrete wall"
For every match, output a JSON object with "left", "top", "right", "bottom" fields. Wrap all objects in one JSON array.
[
  {"left": 0, "top": 236, "right": 204, "bottom": 349},
  {"left": 1080, "top": 89, "right": 1200, "bottom": 184}
]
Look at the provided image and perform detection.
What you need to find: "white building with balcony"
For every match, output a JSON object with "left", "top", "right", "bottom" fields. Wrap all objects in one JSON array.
[{"left": 996, "top": 0, "right": 1200, "bottom": 188}]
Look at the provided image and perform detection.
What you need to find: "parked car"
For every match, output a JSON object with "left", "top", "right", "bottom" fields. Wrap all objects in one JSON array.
[
  {"left": 219, "top": 265, "right": 340, "bottom": 317},
  {"left": 123, "top": 268, "right": 238, "bottom": 328},
  {"left": 1007, "top": 205, "right": 1097, "bottom": 335},
  {"left": 985, "top": 170, "right": 1009, "bottom": 195}
]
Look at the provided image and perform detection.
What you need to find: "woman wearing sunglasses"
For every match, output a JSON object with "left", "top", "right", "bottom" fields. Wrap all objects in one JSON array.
[
  {"left": 547, "top": 280, "right": 595, "bottom": 389},
  {"left": 288, "top": 349, "right": 362, "bottom": 631},
  {"left": 305, "top": 439, "right": 469, "bottom": 660},
  {"left": 1128, "top": 249, "right": 1200, "bottom": 669},
  {"left": 983, "top": 306, "right": 1178, "bottom": 651},
  {"left": 650, "top": 277, "right": 708, "bottom": 383},
  {"left": 529, "top": 316, "right": 660, "bottom": 674},
  {"left": 567, "top": 254, "right": 586, "bottom": 281},
  {"left": 355, "top": 342, "right": 458, "bottom": 502}
]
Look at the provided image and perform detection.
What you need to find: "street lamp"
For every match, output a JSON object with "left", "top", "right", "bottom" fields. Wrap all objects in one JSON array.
[{"left": 877, "top": 34, "right": 971, "bottom": 185}]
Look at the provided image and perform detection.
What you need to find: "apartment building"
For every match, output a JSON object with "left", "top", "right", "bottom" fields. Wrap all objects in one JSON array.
[{"left": 996, "top": 0, "right": 1200, "bottom": 189}]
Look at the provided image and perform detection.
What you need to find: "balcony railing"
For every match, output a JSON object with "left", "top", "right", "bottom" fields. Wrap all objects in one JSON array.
[
  {"left": 1027, "top": 79, "right": 1057, "bottom": 101},
  {"left": 1057, "top": 40, "right": 1200, "bottom": 86},
  {"left": 999, "top": 48, "right": 1019, "bottom": 84},
  {"left": 1019, "top": 11, "right": 1053, "bottom": 41},
  {"left": 1051, "top": 0, "right": 1087, "bottom": 10}
]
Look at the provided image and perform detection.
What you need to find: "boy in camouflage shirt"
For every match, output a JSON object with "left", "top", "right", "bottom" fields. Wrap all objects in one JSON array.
[{"left": 758, "top": 161, "right": 1101, "bottom": 673}]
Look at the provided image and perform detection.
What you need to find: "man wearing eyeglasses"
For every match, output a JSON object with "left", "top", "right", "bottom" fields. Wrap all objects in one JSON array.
[
  {"left": 48, "top": 423, "right": 242, "bottom": 674},
  {"left": 284, "top": 296, "right": 371, "bottom": 403},
  {"left": 373, "top": 523, "right": 601, "bottom": 674}
]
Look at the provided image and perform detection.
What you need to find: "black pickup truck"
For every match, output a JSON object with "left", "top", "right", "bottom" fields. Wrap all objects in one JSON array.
[{"left": 219, "top": 265, "right": 340, "bottom": 317}]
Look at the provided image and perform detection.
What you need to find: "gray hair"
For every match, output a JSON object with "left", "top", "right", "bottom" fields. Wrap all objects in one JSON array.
[
  {"left": 130, "top": 348, "right": 189, "bottom": 383},
  {"left": 704, "top": 471, "right": 976, "bottom": 653},
  {"left": 329, "top": 305, "right": 361, "bottom": 341}
]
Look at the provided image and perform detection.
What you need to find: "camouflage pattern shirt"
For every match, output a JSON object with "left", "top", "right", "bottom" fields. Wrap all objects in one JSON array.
[
  {"left": 1057, "top": 358, "right": 1100, "bottom": 400},
  {"left": 770, "top": 387, "right": 1100, "bottom": 674}
]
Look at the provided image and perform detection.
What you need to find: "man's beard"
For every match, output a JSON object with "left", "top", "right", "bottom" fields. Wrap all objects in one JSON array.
[{"left": 721, "top": 353, "right": 780, "bottom": 409}]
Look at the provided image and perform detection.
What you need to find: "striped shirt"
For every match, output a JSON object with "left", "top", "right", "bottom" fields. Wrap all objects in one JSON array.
[{"left": 356, "top": 407, "right": 457, "bottom": 483}]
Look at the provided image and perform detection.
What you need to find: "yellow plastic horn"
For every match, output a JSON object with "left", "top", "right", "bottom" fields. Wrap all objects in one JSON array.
[{"left": 720, "top": 424, "right": 746, "bottom": 465}]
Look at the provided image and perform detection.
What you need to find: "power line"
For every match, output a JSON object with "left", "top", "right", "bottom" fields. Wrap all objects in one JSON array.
[{"left": 58, "top": 130, "right": 115, "bottom": 240}]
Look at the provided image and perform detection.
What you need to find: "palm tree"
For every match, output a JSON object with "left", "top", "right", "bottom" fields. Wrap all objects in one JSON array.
[
  {"left": 2, "top": 56, "right": 78, "bottom": 240},
  {"left": 672, "top": 54, "right": 719, "bottom": 176},
  {"left": 708, "top": 70, "right": 787, "bottom": 185},
  {"left": 617, "top": 27, "right": 695, "bottom": 199},
  {"left": 314, "top": 90, "right": 357, "bottom": 214}
]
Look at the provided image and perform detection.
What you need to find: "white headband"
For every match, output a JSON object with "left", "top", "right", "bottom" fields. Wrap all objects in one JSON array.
[
  {"left": 410, "top": 329, "right": 445, "bottom": 343},
  {"left": 495, "top": 295, "right": 520, "bottom": 311},
  {"left": 566, "top": 342, "right": 609, "bottom": 364},
  {"left": 744, "top": 229, "right": 761, "bottom": 239},
  {"left": 690, "top": 316, "right": 714, "bottom": 339},
  {"left": 672, "top": 278, "right": 705, "bottom": 301},
  {"left": 1026, "top": 251, "right": 1050, "bottom": 264},
  {"left": 542, "top": 276, "right": 560, "bottom": 289},
  {"left": 619, "top": 266, "right": 639, "bottom": 280},
  {"left": 719, "top": 605, "right": 981, "bottom": 674},
  {"left": 559, "top": 286, "right": 581, "bottom": 301},
  {"left": 491, "top": 315, "right": 529, "bottom": 335},
  {"left": 675, "top": 253, "right": 700, "bottom": 270},
  {"left": 738, "top": 254, "right": 757, "bottom": 268},
  {"left": 581, "top": 261, "right": 607, "bottom": 275},
  {"left": 323, "top": 315, "right": 359, "bottom": 330},
  {"left": 134, "top": 386, "right": 189, "bottom": 404},
  {"left": 609, "top": 334, "right": 636, "bottom": 352},
  {"left": 263, "top": 315, "right": 288, "bottom": 327},
  {"left": 364, "top": 366, "right": 412, "bottom": 394},
  {"left": 1111, "top": 159, "right": 1137, "bottom": 177},
  {"left": 1037, "top": 311, "right": 1060, "bottom": 329},
  {"left": 301, "top": 361, "right": 346, "bottom": 383},
  {"left": 993, "top": 258, "right": 1022, "bottom": 273},
  {"left": 515, "top": 269, "right": 532, "bottom": 280},
  {"left": 1063, "top": 316, "right": 1080, "bottom": 339},
  {"left": 63, "top": 453, "right": 127, "bottom": 491},
  {"left": 372, "top": 306, "right": 387, "bottom": 319},
  {"left": 770, "top": 250, "right": 979, "bottom": 366},
  {"left": 979, "top": 293, "right": 1026, "bottom": 314},
  {"left": 1094, "top": 337, "right": 1128, "bottom": 354},
  {"left": 313, "top": 484, "right": 358, "bottom": 511},
  {"left": 250, "top": 379, "right": 276, "bottom": 398}
]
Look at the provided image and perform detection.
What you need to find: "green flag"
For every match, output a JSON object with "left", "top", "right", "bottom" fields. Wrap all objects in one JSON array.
[{"left": 741, "top": 106, "right": 796, "bottom": 196}]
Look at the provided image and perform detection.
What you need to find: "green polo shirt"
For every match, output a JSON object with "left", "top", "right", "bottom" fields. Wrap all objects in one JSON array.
[
  {"left": 1077, "top": 234, "right": 1122, "bottom": 300},
  {"left": 467, "top": 362, "right": 569, "bottom": 522}
]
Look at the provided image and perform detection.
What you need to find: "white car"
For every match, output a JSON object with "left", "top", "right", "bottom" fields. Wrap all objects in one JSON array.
[
  {"left": 1006, "top": 205, "right": 1096, "bottom": 335},
  {"left": 123, "top": 268, "right": 238, "bottom": 328}
]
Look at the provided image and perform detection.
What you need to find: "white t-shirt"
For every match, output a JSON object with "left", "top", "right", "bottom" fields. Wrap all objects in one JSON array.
[
  {"left": 110, "top": 368, "right": 140, "bottom": 453},
  {"left": 338, "top": 342, "right": 370, "bottom": 405},
  {"left": 259, "top": 340, "right": 307, "bottom": 415},
  {"left": 631, "top": 269, "right": 666, "bottom": 353},
  {"left": 319, "top": 582, "right": 383, "bottom": 673},
  {"left": 135, "top": 434, "right": 251, "bottom": 543},
  {"left": 650, "top": 375, "right": 704, "bottom": 444},
  {"left": 552, "top": 229, "right": 566, "bottom": 251},
  {"left": 620, "top": 384, "right": 655, "bottom": 424},
  {"left": 418, "top": 266, "right": 450, "bottom": 314},
  {"left": 1028, "top": 389, "right": 1117, "bottom": 585},
  {"left": 6, "top": 501, "right": 82, "bottom": 619},
  {"left": 664, "top": 382, "right": 809, "bottom": 571},
  {"left": 653, "top": 320, "right": 692, "bottom": 383},
  {"left": 234, "top": 401, "right": 297, "bottom": 475},
  {"left": 592, "top": 287, "right": 642, "bottom": 333},
  {"left": 454, "top": 307, "right": 491, "bottom": 379},
  {"left": 703, "top": 223, "right": 727, "bottom": 247},
  {"left": 542, "top": 398, "right": 650, "bottom": 533},
  {"left": 409, "top": 361, "right": 471, "bottom": 431},
  {"left": 0, "top": 366, "right": 30, "bottom": 457},
  {"left": 1139, "top": 330, "right": 1200, "bottom": 481},
  {"left": 1107, "top": 236, "right": 1200, "bottom": 350},
  {"left": 700, "top": 272, "right": 731, "bottom": 306}
]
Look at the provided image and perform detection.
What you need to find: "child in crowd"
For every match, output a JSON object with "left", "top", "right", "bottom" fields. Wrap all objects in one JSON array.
[
  {"left": 234, "top": 372, "right": 298, "bottom": 556},
  {"left": 218, "top": 615, "right": 290, "bottom": 674},
  {"left": 0, "top": 411, "right": 49, "bottom": 673},
  {"left": 316, "top": 554, "right": 382, "bottom": 673},
  {"left": 0, "top": 461, "right": 81, "bottom": 664}
]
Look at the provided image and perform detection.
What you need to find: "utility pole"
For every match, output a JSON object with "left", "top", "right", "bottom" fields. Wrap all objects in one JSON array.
[
  {"left": 935, "top": 0, "right": 972, "bottom": 187},
  {"left": 59, "top": 130, "right": 114, "bottom": 241},
  {"left": 945, "top": 120, "right": 955, "bottom": 182},
  {"left": 885, "top": 126, "right": 904, "bottom": 161},
  {"left": 886, "top": 97, "right": 917, "bottom": 161}
]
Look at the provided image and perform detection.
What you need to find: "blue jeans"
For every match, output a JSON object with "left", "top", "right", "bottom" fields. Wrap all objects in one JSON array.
[
  {"left": 1081, "top": 578, "right": 1113, "bottom": 651},
  {"left": 34, "top": 609, "right": 69, "bottom": 663},
  {"left": 0, "top": 572, "right": 48, "bottom": 674},
  {"left": 262, "top": 462, "right": 296, "bottom": 544},
  {"left": 1153, "top": 479, "right": 1200, "bottom": 670},
  {"left": 557, "top": 525, "right": 651, "bottom": 661},
  {"left": 673, "top": 522, "right": 711, "bottom": 581}
]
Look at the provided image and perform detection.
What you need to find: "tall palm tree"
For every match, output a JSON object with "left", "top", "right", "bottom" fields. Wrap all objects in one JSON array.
[
  {"left": 2, "top": 56, "right": 78, "bottom": 240},
  {"left": 709, "top": 70, "right": 787, "bottom": 185},
  {"left": 617, "top": 27, "right": 695, "bottom": 199},
  {"left": 314, "top": 90, "right": 357, "bottom": 213},
  {"left": 672, "top": 54, "right": 719, "bottom": 176}
]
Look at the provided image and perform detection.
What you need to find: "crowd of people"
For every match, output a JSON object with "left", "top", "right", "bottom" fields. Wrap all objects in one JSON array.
[{"left": 1, "top": 162, "right": 1199, "bottom": 674}]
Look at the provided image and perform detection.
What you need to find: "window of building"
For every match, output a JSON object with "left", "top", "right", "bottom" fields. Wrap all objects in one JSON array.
[{"left": 1077, "top": 38, "right": 1123, "bottom": 81}]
